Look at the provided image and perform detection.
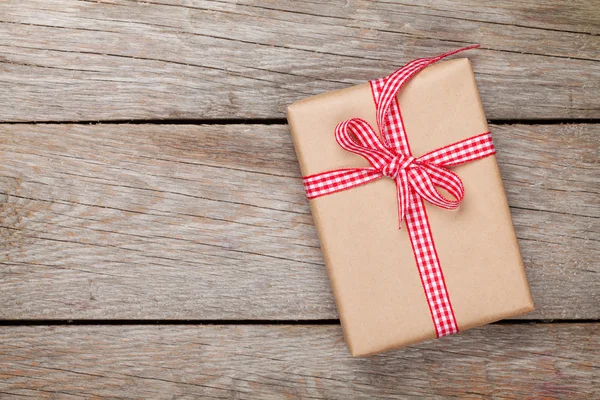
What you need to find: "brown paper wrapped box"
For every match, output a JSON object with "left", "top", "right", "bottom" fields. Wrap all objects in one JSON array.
[{"left": 287, "top": 57, "right": 534, "bottom": 356}]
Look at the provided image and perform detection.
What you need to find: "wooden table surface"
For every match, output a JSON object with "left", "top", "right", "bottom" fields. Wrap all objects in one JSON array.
[{"left": 0, "top": 1, "right": 598, "bottom": 398}]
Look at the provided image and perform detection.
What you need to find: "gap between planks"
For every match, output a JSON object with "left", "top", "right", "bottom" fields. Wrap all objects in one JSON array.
[
  {"left": 0, "top": 319, "right": 598, "bottom": 326},
  {"left": 1, "top": 119, "right": 600, "bottom": 125}
]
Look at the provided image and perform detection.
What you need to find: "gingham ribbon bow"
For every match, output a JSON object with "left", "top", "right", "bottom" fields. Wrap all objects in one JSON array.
[
  {"left": 306, "top": 117, "right": 494, "bottom": 228},
  {"left": 302, "top": 45, "right": 497, "bottom": 338}
]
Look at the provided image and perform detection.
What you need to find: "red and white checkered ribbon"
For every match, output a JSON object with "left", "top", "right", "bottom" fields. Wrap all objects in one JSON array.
[{"left": 303, "top": 45, "right": 496, "bottom": 338}]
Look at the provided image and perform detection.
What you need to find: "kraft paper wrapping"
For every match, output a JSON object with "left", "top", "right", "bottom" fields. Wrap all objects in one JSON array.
[{"left": 287, "top": 58, "right": 534, "bottom": 356}]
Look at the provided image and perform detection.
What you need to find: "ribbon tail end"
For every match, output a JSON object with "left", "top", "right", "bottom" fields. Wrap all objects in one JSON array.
[
  {"left": 397, "top": 217, "right": 405, "bottom": 230},
  {"left": 396, "top": 175, "right": 409, "bottom": 230}
]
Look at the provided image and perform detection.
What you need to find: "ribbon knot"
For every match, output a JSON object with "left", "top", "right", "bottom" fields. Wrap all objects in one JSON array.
[{"left": 382, "top": 154, "right": 416, "bottom": 178}]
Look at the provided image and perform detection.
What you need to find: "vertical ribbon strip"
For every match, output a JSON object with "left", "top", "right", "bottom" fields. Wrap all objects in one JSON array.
[{"left": 302, "top": 45, "right": 496, "bottom": 338}]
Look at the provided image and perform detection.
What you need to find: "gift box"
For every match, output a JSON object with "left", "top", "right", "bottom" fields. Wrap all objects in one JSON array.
[{"left": 287, "top": 47, "right": 534, "bottom": 356}]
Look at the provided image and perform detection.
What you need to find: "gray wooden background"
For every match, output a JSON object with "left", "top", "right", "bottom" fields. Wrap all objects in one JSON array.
[{"left": 0, "top": 1, "right": 598, "bottom": 398}]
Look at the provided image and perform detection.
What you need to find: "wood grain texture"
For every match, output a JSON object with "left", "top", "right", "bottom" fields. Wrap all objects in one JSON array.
[
  {"left": 0, "top": 0, "right": 598, "bottom": 122},
  {"left": 0, "top": 123, "right": 597, "bottom": 320},
  {"left": 0, "top": 323, "right": 598, "bottom": 399}
]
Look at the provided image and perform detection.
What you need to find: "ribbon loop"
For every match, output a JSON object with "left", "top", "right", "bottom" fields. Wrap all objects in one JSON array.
[
  {"left": 335, "top": 118, "right": 395, "bottom": 171},
  {"left": 407, "top": 165, "right": 463, "bottom": 210}
]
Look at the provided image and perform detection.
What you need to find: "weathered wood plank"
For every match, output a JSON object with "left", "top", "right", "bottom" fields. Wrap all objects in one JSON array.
[
  {"left": 0, "top": 123, "right": 597, "bottom": 320},
  {"left": 0, "top": 0, "right": 598, "bottom": 121},
  {"left": 0, "top": 324, "right": 598, "bottom": 398}
]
